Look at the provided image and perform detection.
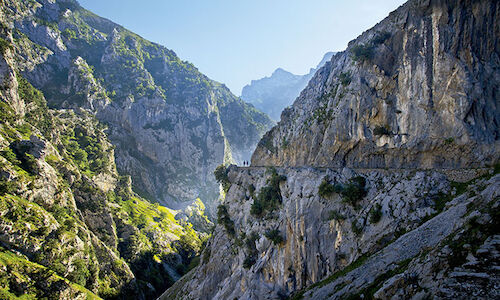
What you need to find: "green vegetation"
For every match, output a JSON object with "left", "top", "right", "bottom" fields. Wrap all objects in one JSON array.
[
  {"left": 61, "top": 126, "right": 110, "bottom": 176},
  {"left": 214, "top": 164, "right": 231, "bottom": 193},
  {"left": 446, "top": 201, "right": 499, "bottom": 269},
  {"left": 350, "top": 44, "right": 374, "bottom": 62},
  {"left": 0, "top": 37, "right": 13, "bottom": 55},
  {"left": 318, "top": 176, "right": 338, "bottom": 198},
  {"left": 327, "top": 210, "right": 345, "bottom": 221},
  {"left": 345, "top": 258, "right": 411, "bottom": 300},
  {"left": 250, "top": 168, "right": 286, "bottom": 218},
  {"left": 444, "top": 137, "right": 455, "bottom": 145},
  {"left": 16, "top": 73, "right": 54, "bottom": 138},
  {"left": 369, "top": 204, "right": 383, "bottom": 223},
  {"left": 372, "top": 31, "right": 391, "bottom": 45},
  {"left": 373, "top": 125, "right": 391, "bottom": 136},
  {"left": 351, "top": 220, "right": 363, "bottom": 236},
  {"left": 217, "top": 204, "right": 235, "bottom": 236},
  {"left": 243, "top": 232, "right": 259, "bottom": 269},
  {"left": 336, "top": 176, "right": 368, "bottom": 206},
  {"left": 338, "top": 71, "right": 352, "bottom": 86},
  {"left": 264, "top": 229, "right": 285, "bottom": 245},
  {"left": 350, "top": 31, "right": 391, "bottom": 63},
  {"left": 0, "top": 248, "right": 101, "bottom": 300}
]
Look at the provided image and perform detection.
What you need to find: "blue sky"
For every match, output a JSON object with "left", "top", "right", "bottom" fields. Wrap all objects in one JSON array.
[{"left": 78, "top": 0, "right": 406, "bottom": 95}]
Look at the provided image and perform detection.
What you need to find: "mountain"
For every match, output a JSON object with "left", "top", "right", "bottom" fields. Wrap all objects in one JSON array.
[
  {"left": 0, "top": 42, "right": 209, "bottom": 299},
  {"left": 162, "top": 0, "right": 500, "bottom": 299},
  {"left": 0, "top": 0, "right": 274, "bottom": 298},
  {"left": 241, "top": 52, "right": 335, "bottom": 121},
  {"left": 2, "top": 0, "right": 273, "bottom": 210}
]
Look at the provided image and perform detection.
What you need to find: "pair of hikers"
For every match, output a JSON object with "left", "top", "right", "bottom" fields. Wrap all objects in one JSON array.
[{"left": 242, "top": 161, "right": 250, "bottom": 166}]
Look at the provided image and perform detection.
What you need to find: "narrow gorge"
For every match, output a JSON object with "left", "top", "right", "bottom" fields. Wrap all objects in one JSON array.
[
  {"left": 163, "top": 0, "right": 499, "bottom": 299},
  {"left": 0, "top": 0, "right": 499, "bottom": 299}
]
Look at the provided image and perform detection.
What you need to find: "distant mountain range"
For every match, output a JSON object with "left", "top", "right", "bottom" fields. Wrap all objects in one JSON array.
[{"left": 241, "top": 52, "right": 335, "bottom": 120}]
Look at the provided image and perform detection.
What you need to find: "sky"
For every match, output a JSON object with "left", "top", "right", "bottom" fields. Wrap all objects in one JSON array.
[{"left": 78, "top": 0, "right": 407, "bottom": 96}]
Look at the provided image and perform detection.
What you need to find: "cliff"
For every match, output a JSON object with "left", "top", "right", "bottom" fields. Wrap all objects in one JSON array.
[
  {"left": 252, "top": 0, "right": 499, "bottom": 169},
  {"left": 2, "top": 0, "right": 274, "bottom": 210},
  {"left": 0, "top": 36, "right": 211, "bottom": 298},
  {"left": 162, "top": 0, "right": 500, "bottom": 299}
]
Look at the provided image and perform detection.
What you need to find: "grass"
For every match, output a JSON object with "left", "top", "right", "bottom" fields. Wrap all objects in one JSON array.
[
  {"left": 0, "top": 248, "right": 101, "bottom": 300},
  {"left": 345, "top": 258, "right": 412, "bottom": 299},
  {"left": 289, "top": 254, "right": 369, "bottom": 300}
]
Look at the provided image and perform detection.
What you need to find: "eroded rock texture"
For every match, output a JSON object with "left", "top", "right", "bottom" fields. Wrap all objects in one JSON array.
[
  {"left": 163, "top": 0, "right": 500, "bottom": 299},
  {"left": 252, "top": 0, "right": 499, "bottom": 169}
]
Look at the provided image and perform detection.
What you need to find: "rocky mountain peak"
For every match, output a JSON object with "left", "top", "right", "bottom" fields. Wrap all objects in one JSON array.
[{"left": 241, "top": 51, "right": 335, "bottom": 121}]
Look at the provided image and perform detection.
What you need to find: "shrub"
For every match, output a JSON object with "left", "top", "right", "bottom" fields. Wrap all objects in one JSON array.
[
  {"left": 243, "top": 232, "right": 259, "bottom": 269},
  {"left": 243, "top": 256, "right": 256, "bottom": 269},
  {"left": 350, "top": 44, "right": 374, "bottom": 62},
  {"left": 338, "top": 72, "right": 352, "bottom": 86},
  {"left": 16, "top": 73, "right": 54, "bottom": 138},
  {"left": 0, "top": 179, "right": 17, "bottom": 195},
  {"left": 214, "top": 164, "right": 230, "bottom": 193},
  {"left": 373, "top": 125, "right": 391, "bottom": 136},
  {"left": 0, "top": 148, "right": 20, "bottom": 166},
  {"left": 264, "top": 229, "right": 284, "bottom": 245},
  {"left": 20, "top": 153, "right": 40, "bottom": 175},
  {"left": 369, "top": 204, "right": 383, "bottom": 223},
  {"left": 372, "top": 31, "right": 391, "bottom": 44},
  {"left": 318, "top": 177, "right": 335, "bottom": 198},
  {"left": 68, "top": 258, "right": 90, "bottom": 286},
  {"left": 0, "top": 37, "right": 12, "bottom": 55},
  {"left": 327, "top": 210, "right": 345, "bottom": 221},
  {"left": 250, "top": 168, "right": 286, "bottom": 218},
  {"left": 217, "top": 204, "right": 235, "bottom": 236},
  {"left": 248, "top": 184, "right": 255, "bottom": 196},
  {"left": 351, "top": 220, "right": 363, "bottom": 236},
  {"left": 341, "top": 176, "right": 367, "bottom": 206}
]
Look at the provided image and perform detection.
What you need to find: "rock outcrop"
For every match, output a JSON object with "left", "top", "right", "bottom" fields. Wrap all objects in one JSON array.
[
  {"left": 163, "top": 0, "right": 500, "bottom": 299},
  {"left": 2, "top": 0, "right": 274, "bottom": 210},
  {"left": 0, "top": 16, "right": 209, "bottom": 299},
  {"left": 162, "top": 166, "right": 499, "bottom": 299},
  {"left": 252, "top": 0, "right": 499, "bottom": 169},
  {"left": 241, "top": 52, "right": 335, "bottom": 121}
]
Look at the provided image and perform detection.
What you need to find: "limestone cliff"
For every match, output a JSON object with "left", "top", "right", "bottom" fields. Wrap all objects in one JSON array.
[
  {"left": 2, "top": 0, "right": 274, "bottom": 209},
  {"left": 162, "top": 166, "right": 499, "bottom": 299},
  {"left": 252, "top": 0, "right": 499, "bottom": 169},
  {"left": 0, "top": 22, "right": 210, "bottom": 299},
  {"left": 162, "top": 0, "right": 500, "bottom": 299}
]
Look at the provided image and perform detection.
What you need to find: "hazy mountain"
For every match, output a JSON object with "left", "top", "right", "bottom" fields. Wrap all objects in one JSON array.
[{"left": 241, "top": 52, "right": 335, "bottom": 120}]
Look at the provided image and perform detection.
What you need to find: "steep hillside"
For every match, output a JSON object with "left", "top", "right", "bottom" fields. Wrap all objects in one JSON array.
[
  {"left": 0, "top": 36, "right": 210, "bottom": 299},
  {"left": 162, "top": 0, "right": 500, "bottom": 299},
  {"left": 241, "top": 52, "right": 334, "bottom": 121},
  {"left": 252, "top": 0, "right": 499, "bottom": 169},
  {"left": 2, "top": 0, "right": 274, "bottom": 209}
]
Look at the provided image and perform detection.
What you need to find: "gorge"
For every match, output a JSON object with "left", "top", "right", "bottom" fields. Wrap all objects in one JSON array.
[{"left": 1, "top": 0, "right": 499, "bottom": 300}]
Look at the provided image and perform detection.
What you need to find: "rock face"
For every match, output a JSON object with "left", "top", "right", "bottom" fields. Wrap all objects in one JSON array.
[
  {"left": 3, "top": 0, "right": 274, "bottom": 209},
  {"left": 0, "top": 5, "right": 211, "bottom": 299},
  {"left": 162, "top": 0, "right": 500, "bottom": 299},
  {"left": 252, "top": 0, "right": 499, "bottom": 169},
  {"left": 162, "top": 166, "right": 499, "bottom": 299},
  {"left": 241, "top": 52, "right": 335, "bottom": 121}
]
